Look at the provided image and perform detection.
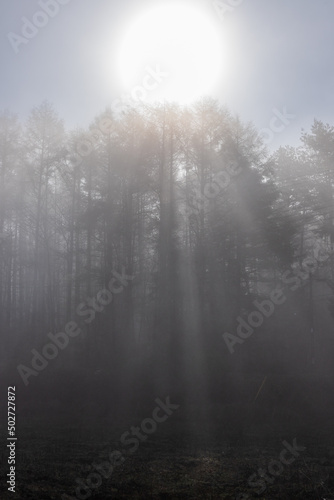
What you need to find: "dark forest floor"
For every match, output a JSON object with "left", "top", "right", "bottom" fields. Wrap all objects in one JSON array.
[{"left": 1, "top": 401, "right": 334, "bottom": 500}]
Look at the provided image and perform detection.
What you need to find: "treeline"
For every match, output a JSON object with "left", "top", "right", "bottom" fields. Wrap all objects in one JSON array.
[{"left": 1, "top": 99, "right": 334, "bottom": 397}]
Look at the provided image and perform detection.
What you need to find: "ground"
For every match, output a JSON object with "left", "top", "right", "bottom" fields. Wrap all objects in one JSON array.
[{"left": 1, "top": 401, "right": 334, "bottom": 499}]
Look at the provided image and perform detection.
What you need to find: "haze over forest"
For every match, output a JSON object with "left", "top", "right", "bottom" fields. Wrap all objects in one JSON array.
[{"left": 1, "top": 1, "right": 334, "bottom": 499}]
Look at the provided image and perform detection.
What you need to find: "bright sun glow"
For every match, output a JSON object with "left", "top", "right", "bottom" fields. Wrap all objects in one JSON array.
[{"left": 117, "top": 3, "right": 224, "bottom": 104}]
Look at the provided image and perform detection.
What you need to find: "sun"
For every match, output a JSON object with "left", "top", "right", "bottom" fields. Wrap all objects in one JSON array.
[{"left": 116, "top": 3, "right": 224, "bottom": 104}]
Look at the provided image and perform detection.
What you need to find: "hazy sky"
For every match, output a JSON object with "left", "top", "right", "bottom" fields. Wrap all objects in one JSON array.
[{"left": 1, "top": 0, "right": 333, "bottom": 150}]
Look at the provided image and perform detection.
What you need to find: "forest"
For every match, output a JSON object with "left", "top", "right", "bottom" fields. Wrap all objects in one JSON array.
[{"left": 1, "top": 99, "right": 334, "bottom": 499}]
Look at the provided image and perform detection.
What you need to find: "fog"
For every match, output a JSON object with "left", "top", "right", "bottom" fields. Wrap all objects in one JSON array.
[{"left": 1, "top": 1, "right": 334, "bottom": 499}]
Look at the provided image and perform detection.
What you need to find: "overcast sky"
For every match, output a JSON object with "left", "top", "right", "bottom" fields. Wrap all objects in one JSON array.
[{"left": 1, "top": 0, "right": 333, "bottom": 150}]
